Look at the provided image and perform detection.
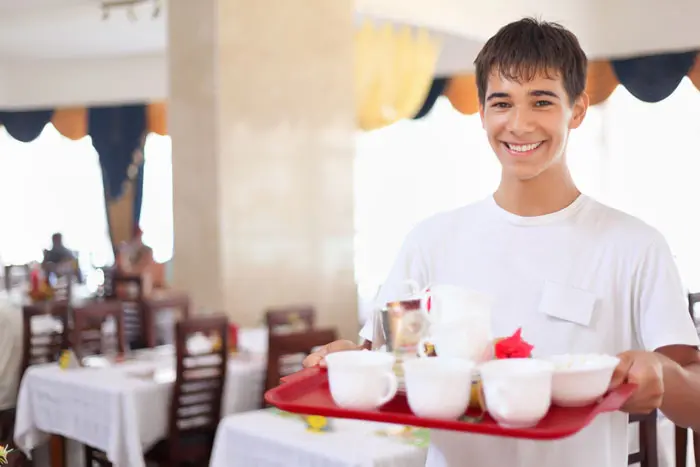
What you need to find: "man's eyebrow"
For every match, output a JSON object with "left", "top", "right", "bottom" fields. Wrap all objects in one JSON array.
[
  {"left": 486, "top": 90, "right": 561, "bottom": 101},
  {"left": 486, "top": 92, "right": 510, "bottom": 101},
  {"left": 530, "top": 90, "right": 560, "bottom": 99}
]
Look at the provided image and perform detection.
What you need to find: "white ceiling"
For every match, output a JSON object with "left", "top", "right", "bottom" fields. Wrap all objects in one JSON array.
[
  {"left": 0, "top": 0, "right": 700, "bottom": 75},
  {"left": 0, "top": 0, "right": 481, "bottom": 74},
  {"left": 359, "top": 0, "right": 700, "bottom": 60},
  {"left": 0, "top": 0, "right": 166, "bottom": 61}
]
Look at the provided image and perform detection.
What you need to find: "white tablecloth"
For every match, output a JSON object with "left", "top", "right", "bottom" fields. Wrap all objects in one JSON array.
[
  {"left": 14, "top": 347, "right": 265, "bottom": 467},
  {"left": 210, "top": 410, "right": 428, "bottom": 467}
]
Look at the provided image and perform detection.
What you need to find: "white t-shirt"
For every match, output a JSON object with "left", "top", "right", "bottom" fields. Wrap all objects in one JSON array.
[{"left": 359, "top": 194, "right": 699, "bottom": 467}]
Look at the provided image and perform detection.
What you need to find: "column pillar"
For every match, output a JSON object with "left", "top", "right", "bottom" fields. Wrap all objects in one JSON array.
[{"left": 167, "top": 0, "right": 358, "bottom": 338}]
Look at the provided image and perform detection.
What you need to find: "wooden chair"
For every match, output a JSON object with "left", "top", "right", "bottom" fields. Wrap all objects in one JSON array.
[
  {"left": 674, "top": 293, "right": 700, "bottom": 467},
  {"left": 628, "top": 411, "right": 659, "bottom": 467},
  {"left": 264, "top": 328, "right": 337, "bottom": 398},
  {"left": 106, "top": 273, "right": 147, "bottom": 349},
  {"left": 83, "top": 447, "right": 112, "bottom": 467},
  {"left": 21, "top": 302, "right": 71, "bottom": 375},
  {"left": 18, "top": 303, "right": 70, "bottom": 467},
  {"left": 264, "top": 305, "right": 316, "bottom": 333},
  {"left": 142, "top": 290, "right": 191, "bottom": 347},
  {"left": 144, "top": 314, "right": 229, "bottom": 466},
  {"left": 4, "top": 264, "right": 30, "bottom": 291},
  {"left": 0, "top": 407, "right": 28, "bottom": 466},
  {"left": 71, "top": 301, "right": 126, "bottom": 359}
]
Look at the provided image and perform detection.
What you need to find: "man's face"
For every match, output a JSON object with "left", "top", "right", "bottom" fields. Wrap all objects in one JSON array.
[{"left": 479, "top": 69, "right": 588, "bottom": 182}]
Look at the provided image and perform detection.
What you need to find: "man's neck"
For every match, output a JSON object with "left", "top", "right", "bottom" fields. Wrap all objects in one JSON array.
[{"left": 493, "top": 166, "right": 581, "bottom": 217}]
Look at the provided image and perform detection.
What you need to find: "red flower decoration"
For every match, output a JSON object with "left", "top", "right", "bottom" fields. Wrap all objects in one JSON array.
[{"left": 494, "top": 328, "right": 534, "bottom": 359}]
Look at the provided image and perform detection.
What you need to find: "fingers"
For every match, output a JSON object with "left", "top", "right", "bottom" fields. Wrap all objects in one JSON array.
[
  {"left": 301, "top": 353, "right": 320, "bottom": 368},
  {"left": 618, "top": 354, "right": 665, "bottom": 414},
  {"left": 302, "top": 344, "right": 329, "bottom": 368},
  {"left": 302, "top": 340, "right": 361, "bottom": 368},
  {"left": 609, "top": 352, "right": 634, "bottom": 390}
]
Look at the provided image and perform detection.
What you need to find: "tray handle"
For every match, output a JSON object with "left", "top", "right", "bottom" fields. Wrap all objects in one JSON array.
[
  {"left": 280, "top": 366, "right": 326, "bottom": 384},
  {"left": 594, "top": 383, "right": 637, "bottom": 414}
]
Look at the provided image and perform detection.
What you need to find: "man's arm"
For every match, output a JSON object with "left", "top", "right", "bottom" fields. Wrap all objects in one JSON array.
[
  {"left": 623, "top": 233, "right": 700, "bottom": 426},
  {"left": 656, "top": 344, "right": 700, "bottom": 431}
]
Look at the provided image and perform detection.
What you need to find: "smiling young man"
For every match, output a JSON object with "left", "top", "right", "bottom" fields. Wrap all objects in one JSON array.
[{"left": 303, "top": 18, "right": 700, "bottom": 467}]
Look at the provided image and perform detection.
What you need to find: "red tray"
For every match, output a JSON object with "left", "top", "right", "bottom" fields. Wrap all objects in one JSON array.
[{"left": 267, "top": 367, "right": 635, "bottom": 440}]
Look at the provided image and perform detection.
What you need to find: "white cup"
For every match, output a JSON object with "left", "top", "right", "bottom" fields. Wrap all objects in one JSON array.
[
  {"left": 421, "top": 285, "right": 493, "bottom": 326},
  {"left": 324, "top": 350, "right": 398, "bottom": 411},
  {"left": 418, "top": 321, "right": 493, "bottom": 362},
  {"left": 403, "top": 357, "right": 475, "bottom": 419},
  {"left": 480, "top": 358, "right": 554, "bottom": 428}
]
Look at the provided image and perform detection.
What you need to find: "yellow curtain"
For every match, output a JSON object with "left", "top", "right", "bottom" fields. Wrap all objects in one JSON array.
[
  {"left": 444, "top": 74, "right": 479, "bottom": 115},
  {"left": 51, "top": 107, "right": 88, "bottom": 140},
  {"left": 146, "top": 102, "right": 168, "bottom": 136},
  {"left": 39, "top": 104, "right": 167, "bottom": 140},
  {"left": 688, "top": 53, "right": 700, "bottom": 90},
  {"left": 585, "top": 61, "right": 619, "bottom": 106},
  {"left": 33, "top": 53, "right": 700, "bottom": 137},
  {"left": 355, "top": 22, "right": 441, "bottom": 131}
]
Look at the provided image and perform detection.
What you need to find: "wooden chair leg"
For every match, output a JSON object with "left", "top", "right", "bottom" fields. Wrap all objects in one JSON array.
[
  {"left": 49, "top": 435, "right": 65, "bottom": 467},
  {"left": 84, "top": 446, "right": 93, "bottom": 467},
  {"left": 676, "top": 425, "right": 688, "bottom": 467},
  {"left": 640, "top": 413, "right": 659, "bottom": 467}
]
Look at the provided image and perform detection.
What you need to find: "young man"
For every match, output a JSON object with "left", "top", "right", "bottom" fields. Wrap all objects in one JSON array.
[{"left": 303, "top": 18, "right": 700, "bottom": 467}]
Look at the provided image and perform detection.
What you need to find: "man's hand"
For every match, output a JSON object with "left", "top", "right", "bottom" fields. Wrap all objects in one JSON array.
[
  {"left": 609, "top": 350, "right": 665, "bottom": 414},
  {"left": 302, "top": 340, "right": 363, "bottom": 368}
]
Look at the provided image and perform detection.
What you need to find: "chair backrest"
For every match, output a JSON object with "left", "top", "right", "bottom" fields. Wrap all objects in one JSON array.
[
  {"left": 105, "top": 272, "right": 144, "bottom": 301},
  {"left": 105, "top": 273, "right": 146, "bottom": 349},
  {"left": 71, "top": 300, "right": 126, "bottom": 359},
  {"left": 143, "top": 290, "right": 191, "bottom": 347},
  {"left": 688, "top": 292, "right": 700, "bottom": 325},
  {"left": 264, "top": 327, "right": 337, "bottom": 396},
  {"left": 21, "top": 301, "right": 70, "bottom": 374},
  {"left": 675, "top": 293, "right": 700, "bottom": 467},
  {"left": 5, "top": 264, "right": 30, "bottom": 291},
  {"left": 168, "top": 314, "right": 229, "bottom": 460},
  {"left": 628, "top": 411, "right": 659, "bottom": 467},
  {"left": 264, "top": 305, "right": 316, "bottom": 333}
]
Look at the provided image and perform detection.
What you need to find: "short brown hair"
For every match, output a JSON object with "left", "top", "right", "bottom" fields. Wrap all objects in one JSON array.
[{"left": 474, "top": 18, "right": 588, "bottom": 104}]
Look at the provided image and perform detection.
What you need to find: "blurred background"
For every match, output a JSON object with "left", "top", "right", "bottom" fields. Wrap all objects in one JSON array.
[{"left": 1, "top": 1, "right": 700, "bottom": 465}]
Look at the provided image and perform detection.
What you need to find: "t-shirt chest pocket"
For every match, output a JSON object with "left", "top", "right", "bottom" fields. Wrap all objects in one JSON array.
[{"left": 530, "top": 280, "right": 607, "bottom": 356}]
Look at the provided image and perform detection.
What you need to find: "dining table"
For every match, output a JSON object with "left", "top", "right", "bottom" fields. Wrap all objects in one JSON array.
[{"left": 13, "top": 329, "right": 267, "bottom": 467}]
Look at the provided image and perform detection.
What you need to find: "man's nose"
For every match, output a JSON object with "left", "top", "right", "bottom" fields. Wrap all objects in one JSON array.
[{"left": 506, "top": 108, "right": 536, "bottom": 135}]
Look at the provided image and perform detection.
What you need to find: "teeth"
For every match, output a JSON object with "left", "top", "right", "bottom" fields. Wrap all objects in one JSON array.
[{"left": 507, "top": 142, "right": 542, "bottom": 152}]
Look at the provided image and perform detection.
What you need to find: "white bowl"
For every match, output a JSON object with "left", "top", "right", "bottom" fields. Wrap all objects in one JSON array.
[{"left": 546, "top": 354, "right": 620, "bottom": 407}]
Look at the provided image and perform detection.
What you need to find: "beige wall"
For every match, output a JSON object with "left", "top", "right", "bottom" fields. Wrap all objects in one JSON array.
[{"left": 168, "top": 0, "right": 358, "bottom": 339}]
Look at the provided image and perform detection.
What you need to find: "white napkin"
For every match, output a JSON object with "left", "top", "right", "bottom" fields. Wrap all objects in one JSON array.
[
  {"left": 186, "top": 333, "right": 213, "bottom": 355},
  {"left": 31, "top": 315, "right": 64, "bottom": 334}
]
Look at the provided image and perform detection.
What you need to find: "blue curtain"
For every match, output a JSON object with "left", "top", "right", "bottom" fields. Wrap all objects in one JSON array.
[
  {"left": 413, "top": 50, "right": 700, "bottom": 118},
  {"left": 612, "top": 51, "right": 698, "bottom": 103},
  {"left": 88, "top": 105, "right": 147, "bottom": 245},
  {"left": 413, "top": 78, "right": 449, "bottom": 119},
  {"left": 0, "top": 109, "right": 54, "bottom": 142}
]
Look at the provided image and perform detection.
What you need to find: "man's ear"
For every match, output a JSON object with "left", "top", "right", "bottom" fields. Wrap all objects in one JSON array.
[{"left": 569, "top": 92, "right": 589, "bottom": 130}]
